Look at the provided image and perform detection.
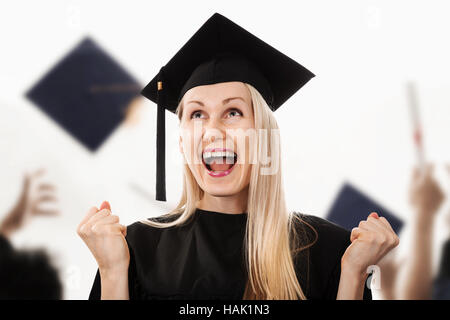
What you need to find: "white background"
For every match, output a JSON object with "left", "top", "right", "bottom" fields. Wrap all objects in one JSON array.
[{"left": 0, "top": 0, "right": 449, "bottom": 299}]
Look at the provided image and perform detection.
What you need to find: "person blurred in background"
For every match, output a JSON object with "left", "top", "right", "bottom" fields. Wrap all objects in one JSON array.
[
  {"left": 378, "top": 163, "right": 446, "bottom": 300},
  {"left": 0, "top": 169, "right": 62, "bottom": 299}
]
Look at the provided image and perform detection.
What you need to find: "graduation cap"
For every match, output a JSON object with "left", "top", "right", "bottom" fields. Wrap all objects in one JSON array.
[
  {"left": 26, "top": 37, "right": 141, "bottom": 151},
  {"left": 326, "top": 182, "right": 404, "bottom": 234},
  {"left": 141, "top": 12, "right": 315, "bottom": 201}
]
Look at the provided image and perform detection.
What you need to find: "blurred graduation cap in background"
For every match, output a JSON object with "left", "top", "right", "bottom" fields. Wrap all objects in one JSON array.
[
  {"left": 141, "top": 12, "right": 315, "bottom": 201},
  {"left": 326, "top": 182, "right": 404, "bottom": 234},
  {"left": 26, "top": 37, "right": 141, "bottom": 151}
]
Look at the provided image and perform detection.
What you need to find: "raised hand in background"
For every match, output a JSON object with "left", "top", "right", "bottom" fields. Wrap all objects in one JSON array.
[{"left": 0, "top": 168, "right": 59, "bottom": 238}]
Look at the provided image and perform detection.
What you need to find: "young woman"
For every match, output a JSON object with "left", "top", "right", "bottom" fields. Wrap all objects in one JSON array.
[{"left": 77, "top": 13, "right": 399, "bottom": 300}]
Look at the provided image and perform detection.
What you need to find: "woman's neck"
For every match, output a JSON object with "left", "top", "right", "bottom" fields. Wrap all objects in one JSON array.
[{"left": 197, "top": 188, "right": 248, "bottom": 214}]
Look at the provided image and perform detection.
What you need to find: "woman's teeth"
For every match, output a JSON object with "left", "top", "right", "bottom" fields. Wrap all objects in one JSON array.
[
  {"left": 202, "top": 150, "right": 237, "bottom": 173},
  {"left": 203, "top": 151, "right": 236, "bottom": 164}
]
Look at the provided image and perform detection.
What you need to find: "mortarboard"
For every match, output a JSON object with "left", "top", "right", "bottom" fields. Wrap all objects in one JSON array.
[
  {"left": 326, "top": 182, "right": 404, "bottom": 234},
  {"left": 26, "top": 37, "right": 141, "bottom": 151},
  {"left": 141, "top": 12, "right": 315, "bottom": 201}
]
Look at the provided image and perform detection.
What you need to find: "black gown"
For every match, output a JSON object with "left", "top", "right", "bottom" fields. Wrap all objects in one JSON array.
[
  {"left": 89, "top": 209, "right": 372, "bottom": 300},
  {"left": 0, "top": 234, "right": 62, "bottom": 299}
]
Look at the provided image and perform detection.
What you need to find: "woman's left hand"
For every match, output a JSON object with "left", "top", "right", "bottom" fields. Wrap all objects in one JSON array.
[{"left": 341, "top": 212, "right": 400, "bottom": 277}]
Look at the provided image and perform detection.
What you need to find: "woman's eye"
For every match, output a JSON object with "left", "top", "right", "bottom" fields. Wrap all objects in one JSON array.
[
  {"left": 190, "top": 111, "right": 204, "bottom": 119},
  {"left": 226, "top": 109, "right": 243, "bottom": 118}
]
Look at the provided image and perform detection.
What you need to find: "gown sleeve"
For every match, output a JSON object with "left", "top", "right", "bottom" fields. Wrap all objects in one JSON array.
[
  {"left": 296, "top": 213, "right": 373, "bottom": 300},
  {"left": 88, "top": 268, "right": 101, "bottom": 300}
]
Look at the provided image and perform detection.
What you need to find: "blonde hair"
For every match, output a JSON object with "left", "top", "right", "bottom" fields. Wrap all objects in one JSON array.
[{"left": 140, "top": 83, "right": 316, "bottom": 299}]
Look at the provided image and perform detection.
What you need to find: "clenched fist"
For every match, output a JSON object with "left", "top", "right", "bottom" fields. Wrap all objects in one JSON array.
[
  {"left": 77, "top": 201, "right": 130, "bottom": 274},
  {"left": 341, "top": 212, "right": 399, "bottom": 276}
]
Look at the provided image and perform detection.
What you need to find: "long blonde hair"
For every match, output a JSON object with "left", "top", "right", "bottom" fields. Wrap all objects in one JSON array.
[{"left": 140, "top": 83, "right": 316, "bottom": 299}]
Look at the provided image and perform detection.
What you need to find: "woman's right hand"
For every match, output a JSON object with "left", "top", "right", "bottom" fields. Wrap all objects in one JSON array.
[{"left": 77, "top": 201, "right": 130, "bottom": 274}]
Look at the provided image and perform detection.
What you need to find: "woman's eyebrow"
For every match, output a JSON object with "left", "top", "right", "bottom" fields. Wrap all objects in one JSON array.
[{"left": 186, "top": 100, "right": 204, "bottom": 106}]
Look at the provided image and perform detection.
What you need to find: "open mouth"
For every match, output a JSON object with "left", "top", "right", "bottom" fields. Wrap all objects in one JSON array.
[{"left": 202, "top": 148, "right": 237, "bottom": 177}]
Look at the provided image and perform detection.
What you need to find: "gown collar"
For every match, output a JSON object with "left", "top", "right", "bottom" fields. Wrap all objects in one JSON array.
[{"left": 195, "top": 208, "right": 248, "bottom": 217}]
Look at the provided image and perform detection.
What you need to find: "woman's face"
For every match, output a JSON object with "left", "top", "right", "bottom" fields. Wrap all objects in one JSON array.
[{"left": 179, "top": 81, "right": 255, "bottom": 198}]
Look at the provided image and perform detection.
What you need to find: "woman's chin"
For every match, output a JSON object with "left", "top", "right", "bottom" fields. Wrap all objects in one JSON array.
[
  {"left": 200, "top": 174, "right": 244, "bottom": 197},
  {"left": 202, "top": 185, "right": 242, "bottom": 197},
  {"left": 192, "top": 164, "right": 250, "bottom": 198}
]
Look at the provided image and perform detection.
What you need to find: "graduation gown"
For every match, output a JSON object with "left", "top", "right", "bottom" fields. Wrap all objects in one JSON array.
[
  {"left": 89, "top": 209, "right": 372, "bottom": 300},
  {"left": 0, "top": 234, "right": 62, "bottom": 299}
]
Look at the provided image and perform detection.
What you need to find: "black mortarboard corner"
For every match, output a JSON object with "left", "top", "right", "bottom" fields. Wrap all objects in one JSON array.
[
  {"left": 26, "top": 37, "right": 141, "bottom": 151},
  {"left": 326, "top": 182, "right": 404, "bottom": 235},
  {"left": 141, "top": 12, "right": 315, "bottom": 201}
]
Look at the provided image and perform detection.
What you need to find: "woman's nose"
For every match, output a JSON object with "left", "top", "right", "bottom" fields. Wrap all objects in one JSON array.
[
  {"left": 202, "top": 116, "right": 225, "bottom": 143},
  {"left": 203, "top": 127, "right": 222, "bottom": 144}
]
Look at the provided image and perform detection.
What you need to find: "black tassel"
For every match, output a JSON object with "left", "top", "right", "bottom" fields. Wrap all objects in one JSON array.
[{"left": 156, "top": 67, "right": 166, "bottom": 201}]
